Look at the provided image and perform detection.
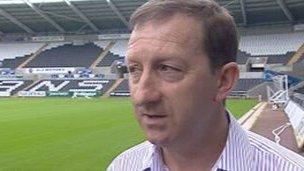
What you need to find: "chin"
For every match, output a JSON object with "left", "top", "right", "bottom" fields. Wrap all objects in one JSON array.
[{"left": 146, "top": 133, "right": 171, "bottom": 147}]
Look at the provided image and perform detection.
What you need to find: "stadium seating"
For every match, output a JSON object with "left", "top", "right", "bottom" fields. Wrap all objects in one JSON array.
[
  {"left": 295, "top": 85, "right": 304, "bottom": 94},
  {"left": 111, "top": 78, "right": 264, "bottom": 95},
  {"left": 97, "top": 40, "right": 127, "bottom": 67},
  {"left": 236, "top": 32, "right": 304, "bottom": 65},
  {"left": 0, "top": 43, "right": 45, "bottom": 60},
  {"left": 110, "top": 79, "right": 129, "bottom": 96},
  {"left": 25, "top": 43, "right": 103, "bottom": 68},
  {"left": 109, "top": 40, "right": 128, "bottom": 57},
  {"left": 97, "top": 53, "right": 124, "bottom": 67},
  {"left": 291, "top": 93, "right": 304, "bottom": 108},
  {"left": 0, "top": 80, "right": 33, "bottom": 96},
  {"left": 239, "top": 32, "right": 304, "bottom": 56},
  {"left": 94, "top": 41, "right": 110, "bottom": 49},
  {"left": 110, "top": 78, "right": 266, "bottom": 97},
  {"left": 0, "top": 55, "right": 31, "bottom": 69},
  {"left": 24, "top": 79, "right": 115, "bottom": 95},
  {"left": 233, "top": 78, "right": 265, "bottom": 92}
]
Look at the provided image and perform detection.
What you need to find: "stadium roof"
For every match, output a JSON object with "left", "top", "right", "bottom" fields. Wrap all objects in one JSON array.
[{"left": 0, "top": 0, "right": 303, "bottom": 35}]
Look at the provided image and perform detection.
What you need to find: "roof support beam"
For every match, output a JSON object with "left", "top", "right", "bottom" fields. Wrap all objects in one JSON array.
[
  {"left": 276, "top": 0, "right": 294, "bottom": 22},
  {"left": 64, "top": 0, "right": 99, "bottom": 32},
  {"left": 23, "top": 0, "right": 66, "bottom": 33},
  {"left": 240, "top": 0, "right": 247, "bottom": 26},
  {"left": 106, "top": 0, "right": 130, "bottom": 29},
  {"left": 0, "top": 8, "right": 35, "bottom": 34}
]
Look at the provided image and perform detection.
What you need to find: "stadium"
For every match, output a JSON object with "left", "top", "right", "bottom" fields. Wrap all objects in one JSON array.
[{"left": 0, "top": 0, "right": 303, "bottom": 170}]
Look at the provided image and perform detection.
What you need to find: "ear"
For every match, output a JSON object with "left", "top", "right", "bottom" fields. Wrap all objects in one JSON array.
[{"left": 215, "top": 62, "right": 239, "bottom": 102}]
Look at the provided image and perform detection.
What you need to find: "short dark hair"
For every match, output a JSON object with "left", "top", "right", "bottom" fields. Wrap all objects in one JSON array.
[{"left": 130, "top": 0, "right": 238, "bottom": 72}]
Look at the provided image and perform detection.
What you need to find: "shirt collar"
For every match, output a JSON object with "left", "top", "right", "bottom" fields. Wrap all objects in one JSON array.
[
  {"left": 212, "top": 113, "right": 254, "bottom": 171},
  {"left": 141, "top": 111, "right": 254, "bottom": 171}
]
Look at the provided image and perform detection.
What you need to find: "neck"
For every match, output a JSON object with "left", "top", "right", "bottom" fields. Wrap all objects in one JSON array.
[{"left": 161, "top": 108, "right": 229, "bottom": 171}]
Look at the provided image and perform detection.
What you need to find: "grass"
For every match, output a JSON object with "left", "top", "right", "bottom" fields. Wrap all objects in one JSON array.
[{"left": 0, "top": 97, "right": 257, "bottom": 171}]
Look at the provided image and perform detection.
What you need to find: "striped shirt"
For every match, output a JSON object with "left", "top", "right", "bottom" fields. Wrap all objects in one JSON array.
[{"left": 107, "top": 114, "right": 304, "bottom": 171}]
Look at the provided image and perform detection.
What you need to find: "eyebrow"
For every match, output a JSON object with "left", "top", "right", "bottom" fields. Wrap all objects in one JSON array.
[{"left": 126, "top": 54, "right": 187, "bottom": 67}]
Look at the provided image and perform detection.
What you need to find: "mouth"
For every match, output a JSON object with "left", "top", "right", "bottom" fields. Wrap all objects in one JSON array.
[
  {"left": 143, "top": 114, "right": 166, "bottom": 119},
  {"left": 141, "top": 113, "right": 167, "bottom": 125}
]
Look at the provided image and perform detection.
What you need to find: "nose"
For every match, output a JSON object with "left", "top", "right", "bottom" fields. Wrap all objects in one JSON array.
[{"left": 130, "top": 71, "right": 161, "bottom": 106}]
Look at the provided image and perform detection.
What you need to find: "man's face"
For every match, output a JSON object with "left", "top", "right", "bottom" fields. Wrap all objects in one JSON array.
[{"left": 126, "top": 14, "right": 220, "bottom": 147}]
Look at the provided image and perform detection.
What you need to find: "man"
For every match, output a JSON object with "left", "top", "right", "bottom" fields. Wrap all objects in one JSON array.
[{"left": 108, "top": 0, "right": 304, "bottom": 170}]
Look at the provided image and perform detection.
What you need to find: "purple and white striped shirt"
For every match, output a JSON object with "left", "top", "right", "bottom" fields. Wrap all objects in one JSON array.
[{"left": 107, "top": 114, "right": 304, "bottom": 171}]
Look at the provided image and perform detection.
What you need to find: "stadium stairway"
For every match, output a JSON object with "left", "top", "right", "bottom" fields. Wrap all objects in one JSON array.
[
  {"left": 287, "top": 43, "right": 304, "bottom": 65},
  {"left": 103, "top": 78, "right": 124, "bottom": 97},
  {"left": 18, "top": 79, "right": 41, "bottom": 94},
  {"left": 90, "top": 41, "right": 116, "bottom": 68},
  {"left": 17, "top": 43, "right": 49, "bottom": 69},
  {"left": 250, "top": 104, "right": 300, "bottom": 153},
  {"left": 239, "top": 102, "right": 302, "bottom": 154}
]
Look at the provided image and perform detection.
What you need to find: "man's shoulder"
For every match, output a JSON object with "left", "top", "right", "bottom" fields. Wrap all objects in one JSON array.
[
  {"left": 107, "top": 141, "right": 153, "bottom": 171},
  {"left": 247, "top": 130, "right": 304, "bottom": 170}
]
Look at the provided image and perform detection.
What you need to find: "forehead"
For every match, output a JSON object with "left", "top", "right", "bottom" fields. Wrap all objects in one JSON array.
[{"left": 127, "top": 14, "right": 204, "bottom": 57}]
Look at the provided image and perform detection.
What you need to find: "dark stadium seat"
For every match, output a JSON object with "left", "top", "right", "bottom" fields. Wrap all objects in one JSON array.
[
  {"left": 236, "top": 50, "right": 294, "bottom": 65},
  {"left": 0, "top": 55, "right": 31, "bottom": 69},
  {"left": 0, "top": 80, "right": 33, "bottom": 96},
  {"left": 24, "top": 79, "right": 115, "bottom": 95},
  {"left": 112, "top": 79, "right": 129, "bottom": 93},
  {"left": 25, "top": 43, "right": 103, "bottom": 68},
  {"left": 110, "top": 79, "right": 130, "bottom": 96},
  {"left": 97, "top": 52, "right": 124, "bottom": 67},
  {"left": 295, "top": 86, "right": 304, "bottom": 94},
  {"left": 232, "top": 78, "right": 265, "bottom": 92}
]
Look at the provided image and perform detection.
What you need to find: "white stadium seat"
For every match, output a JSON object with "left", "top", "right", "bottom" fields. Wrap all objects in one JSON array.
[
  {"left": 0, "top": 43, "right": 45, "bottom": 60},
  {"left": 239, "top": 32, "right": 304, "bottom": 56}
]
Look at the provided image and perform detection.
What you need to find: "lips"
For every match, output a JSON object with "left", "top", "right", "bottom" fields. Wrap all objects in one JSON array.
[
  {"left": 141, "top": 113, "right": 167, "bottom": 125},
  {"left": 143, "top": 114, "right": 166, "bottom": 118}
]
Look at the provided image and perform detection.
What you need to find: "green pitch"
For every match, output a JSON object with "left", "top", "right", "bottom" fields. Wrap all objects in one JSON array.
[{"left": 0, "top": 97, "right": 257, "bottom": 171}]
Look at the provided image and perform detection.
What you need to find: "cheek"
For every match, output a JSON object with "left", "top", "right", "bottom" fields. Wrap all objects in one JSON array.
[{"left": 167, "top": 77, "right": 218, "bottom": 119}]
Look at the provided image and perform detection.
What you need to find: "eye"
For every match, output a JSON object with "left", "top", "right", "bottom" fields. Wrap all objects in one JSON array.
[
  {"left": 158, "top": 64, "right": 181, "bottom": 72},
  {"left": 128, "top": 64, "right": 142, "bottom": 77},
  {"left": 156, "top": 64, "right": 184, "bottom": 82}
]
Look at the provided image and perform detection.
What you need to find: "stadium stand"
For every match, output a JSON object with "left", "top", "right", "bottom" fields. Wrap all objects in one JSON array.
[
  {"left": 110, "top": 78, "right": 267, "bottom": 97},
  {"left": 233, "top": 78, "right": 265, "bottom": 92},
  {"left": 97, "top": 53, "right": 124, "bottom": 67},
  {"left": 24, "top": 43, "right": 103, "bottom": 68},
  {"left": 237, "top": 32, "right": 304, "bottom": 65},
  {"left": 110, "top": 79, "right": 129, "bottom": 96},
  {"left": 0, "top": 80, "right": 33, "bottom": 96},
  {"left": 237, "top": 50, "right": 295, "bottom": 65},
  {"left": 0, "top": 43, "right": 45, "bottom": 60},
  {"left": 0, "top": 55, "right": 31, "bottom": 69},
  {"left": 94, "top": 41, "right": 110, "bottom": 49},
  {"left": 295, "top": 85, "right": 304, "bottom": 94},
  {"left": 0, "top": 43, "right": 46, "bottom": 69},
  {"left": 23, "top": 79, "right": 115, "bottom": 95},
  {"left": 239, "top": 32, "right": 304, "bottom": 56},
  {"left": 97, "top": 40, "right": 127, "bottom": 67}
]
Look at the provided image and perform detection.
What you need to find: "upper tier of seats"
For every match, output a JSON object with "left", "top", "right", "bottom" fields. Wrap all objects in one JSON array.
[
  {"left": 0, "top": 43, "right": 45, "bottom": 61},
  {"left": 109, "top": 40, "right": 128, "bottom": 57},
  {"left": 0, "top": 55, "right": 30, "bottom": 69},
  {"left": 239, "top": 32, "right": 304, "bottom": 56},
  {"left": 232, "top": 78, "right": 265, "bottom": 92},
  {"left": 97, "top": 40, "right": 127, "bottom": 67},
  {"left": 25, "top": 42, "right": 103, "bottom": 68},
  {"left": 237, "top": 50, "right": 294, "bottom": 64},
  {"left": 1, "top": 32, "right": 302, "bottom": 69}
]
